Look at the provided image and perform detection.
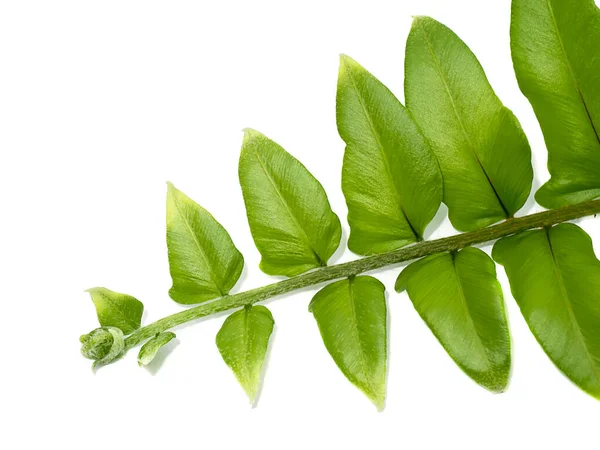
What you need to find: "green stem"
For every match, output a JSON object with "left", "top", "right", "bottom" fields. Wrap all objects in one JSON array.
[{"left": 124, "top": 199, "right": 600, "bottom": 350}]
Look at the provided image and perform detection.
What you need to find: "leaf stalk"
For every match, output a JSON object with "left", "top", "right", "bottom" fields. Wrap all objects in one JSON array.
[{"left": 123, "top": 199, "right": 600, "bottom": 352}]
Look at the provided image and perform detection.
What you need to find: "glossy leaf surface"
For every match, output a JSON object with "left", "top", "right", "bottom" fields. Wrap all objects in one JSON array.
[
  {"left": 396, "top": 248, "right": 510, "bottom": 392},
  {"left": 336, "top": 55, "right": 442, "bottom": 255},
  {"left": 216, "top": 305, "right": 274, "bottom": 402},
  {"left": 239, "top": 129, "right": 341, "bottom": 277},
  {"left": 309, "top": 276, "right": 387, "bottom": 409},
  {"left": 405, "top": 16, "right": 532, "bottom": 231},
  {"left": 86, "top": 287, "right": 144, "bottom": 335},
  {"left": 166, "top": 182, "right": 244, "bottom": 305},
  {"left": 493, "top": 223, "right": 600, "bottom": 399},
  {"left": 137, "top": 332, "right": 176, "bottom": 367},
  {"left": 512, "top": 0, "right": 600, "bottom": 208}
]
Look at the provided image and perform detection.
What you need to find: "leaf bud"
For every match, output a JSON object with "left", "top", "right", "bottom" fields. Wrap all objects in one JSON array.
[{"left": 80, "top": 327, "right": 125, "bottom": 370}]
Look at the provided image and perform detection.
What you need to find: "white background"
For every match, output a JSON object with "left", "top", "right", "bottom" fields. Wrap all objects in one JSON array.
[{"left": 1, "top": 0, "right": 599, "bottom": 448}]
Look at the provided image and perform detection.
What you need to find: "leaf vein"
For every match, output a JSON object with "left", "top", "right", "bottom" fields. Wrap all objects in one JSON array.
[
  {"left": 249, "top": 146, "right": 325, "bottom": 266},
  {"left": 544, "top": 0, "right": 600, "bottom": 149},
  {"left": 449, "top": 253, "right": 491, "bottom": 368},
  {"left": 100, "top": 290, "right": 139, "bottom": 331},
  {"left": 346, "top": 278, "right": 379, "bottom": 401},
  {"left": 544, "top": 228, "right": 600, "bottom": 383},
  {"left": 171, "top": 192, "right": 224, "bottom": 296},
  {"left": 343, "top": 63, "right": 420, "bottom": 241},
  {"left": 419, "top": 24, "right": 510, "bottom": 218}
]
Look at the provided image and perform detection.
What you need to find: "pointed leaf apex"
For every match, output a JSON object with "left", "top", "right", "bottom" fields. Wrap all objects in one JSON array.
[
  {"left": 339, "top": 53, "right": 358, "bottom": 69},
  {"left": 487, "top": 376, "right": 509, "bottom": 395},
  {"left": 411, "top": 15, "right": 429, "bottom": 21},
  {"left": 371, "top": 393, "right": 386, "bottom": 412},
  {"left": 242, "top": 128, "right": 266, "bottom": 149},
  {"left": 166, "top": 181, "right": 180, "bottom": 200},
  {"left": 361, "top": 383, "right": 386, "bottom": 411},
  {"left": 244, "top": 385, "right": 258, "bottom": 404},
  {"left": 242, "top": 127, "right": 261, "bottom": 139},
  {"left": 411, "top": 15, "right": 433, "bottom": 27}
]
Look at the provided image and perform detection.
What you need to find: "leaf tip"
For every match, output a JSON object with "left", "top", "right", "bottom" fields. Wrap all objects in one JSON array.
[
  {"left": 244, "top": 385, "right": 258, "bottom": 404},
  {"left": 411, "top": 15, "right": 432, "bottom": 25},
  {"left": 241, "top": 128, "right": 266, "bottom": 150},
  {"left": 369, "top": 392, "right": 386, "bottom": 412},
  {"left": 483, "top": 375, "right": 510, "bottom": 395},
  {"left": 242, "top": 127, "right": 260, "bottom": 139},
  {"left": 588, "top": 388, "right": 600, "bottom": 402},
  {"left": 338, "top": 53, "right": 358, "bottom": 70},
  {"left": 410, "top": 15, "right": 437, "bottom": 34},
  {"left": 166, "top": 181, "right": 182, "bottom": 201}
]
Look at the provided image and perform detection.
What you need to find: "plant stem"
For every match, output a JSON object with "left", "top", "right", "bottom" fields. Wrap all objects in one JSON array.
[{"left": 124, "top": 199, "right": 600, "bottom": 350}]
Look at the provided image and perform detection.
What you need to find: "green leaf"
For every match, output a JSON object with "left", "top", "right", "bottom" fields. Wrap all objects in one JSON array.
[
  {"left": 137, "top": 332, "right": 176, "bottom": 367},
  {"left": 396, "top": 248, "right": 510, "bottom": 393},
  {"left": 309, "top": 276, "right": 387, "bottom": 410},
  {"left": 166, "top": 182, "right": 244, "bottom": 304},
  {"left": 336, "top": 55, "right": 442, "bottom": 255},
  {"left": 405, "top": 16, "right": 532, "bottom": 231},
  {"left": 86, "top": 287, "right": 144, "bottom": 335},
  {"left": 239, "top": 129, "right": 341, "bottom": 277},
  {"left": 493, "top": 223, "right": 600, "bottom": 399},
  {"left": 512, "top": 0, "right": 600, "bottom": 208},
  {"left": 216, "top": 305, "right": 274, "bottom": 402}
]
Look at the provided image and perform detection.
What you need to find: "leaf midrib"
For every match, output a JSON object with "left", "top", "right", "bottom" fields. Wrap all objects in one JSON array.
[
  {"left": 418, "top": 24, "right": 510, "bottom": 218},
  {"left": 249, "top": 147, "right": 325, "bottom": 266},
  {"left": 97, "top": 290, "right": 140, "bottom": 332},
  {"left": 544, "top": 228, "right": 600, "bottom": 383},
  {"left": 346, "top": 278, "right": 381, "bottom": 400},
  {"left": 170, "top": 193, "right": 225, "bottom": 297},
  {"left": 544, "top": 0, "right": 600, "bottom": 149},
  {"left": 343, "top": 63, "right": 420, "bottom": 241},
  {"left": 449, "top": 254, "right": 493, "bottom": 369},
  {"left": 242, "top": 308, "right": 252, "bottom": 385}
]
